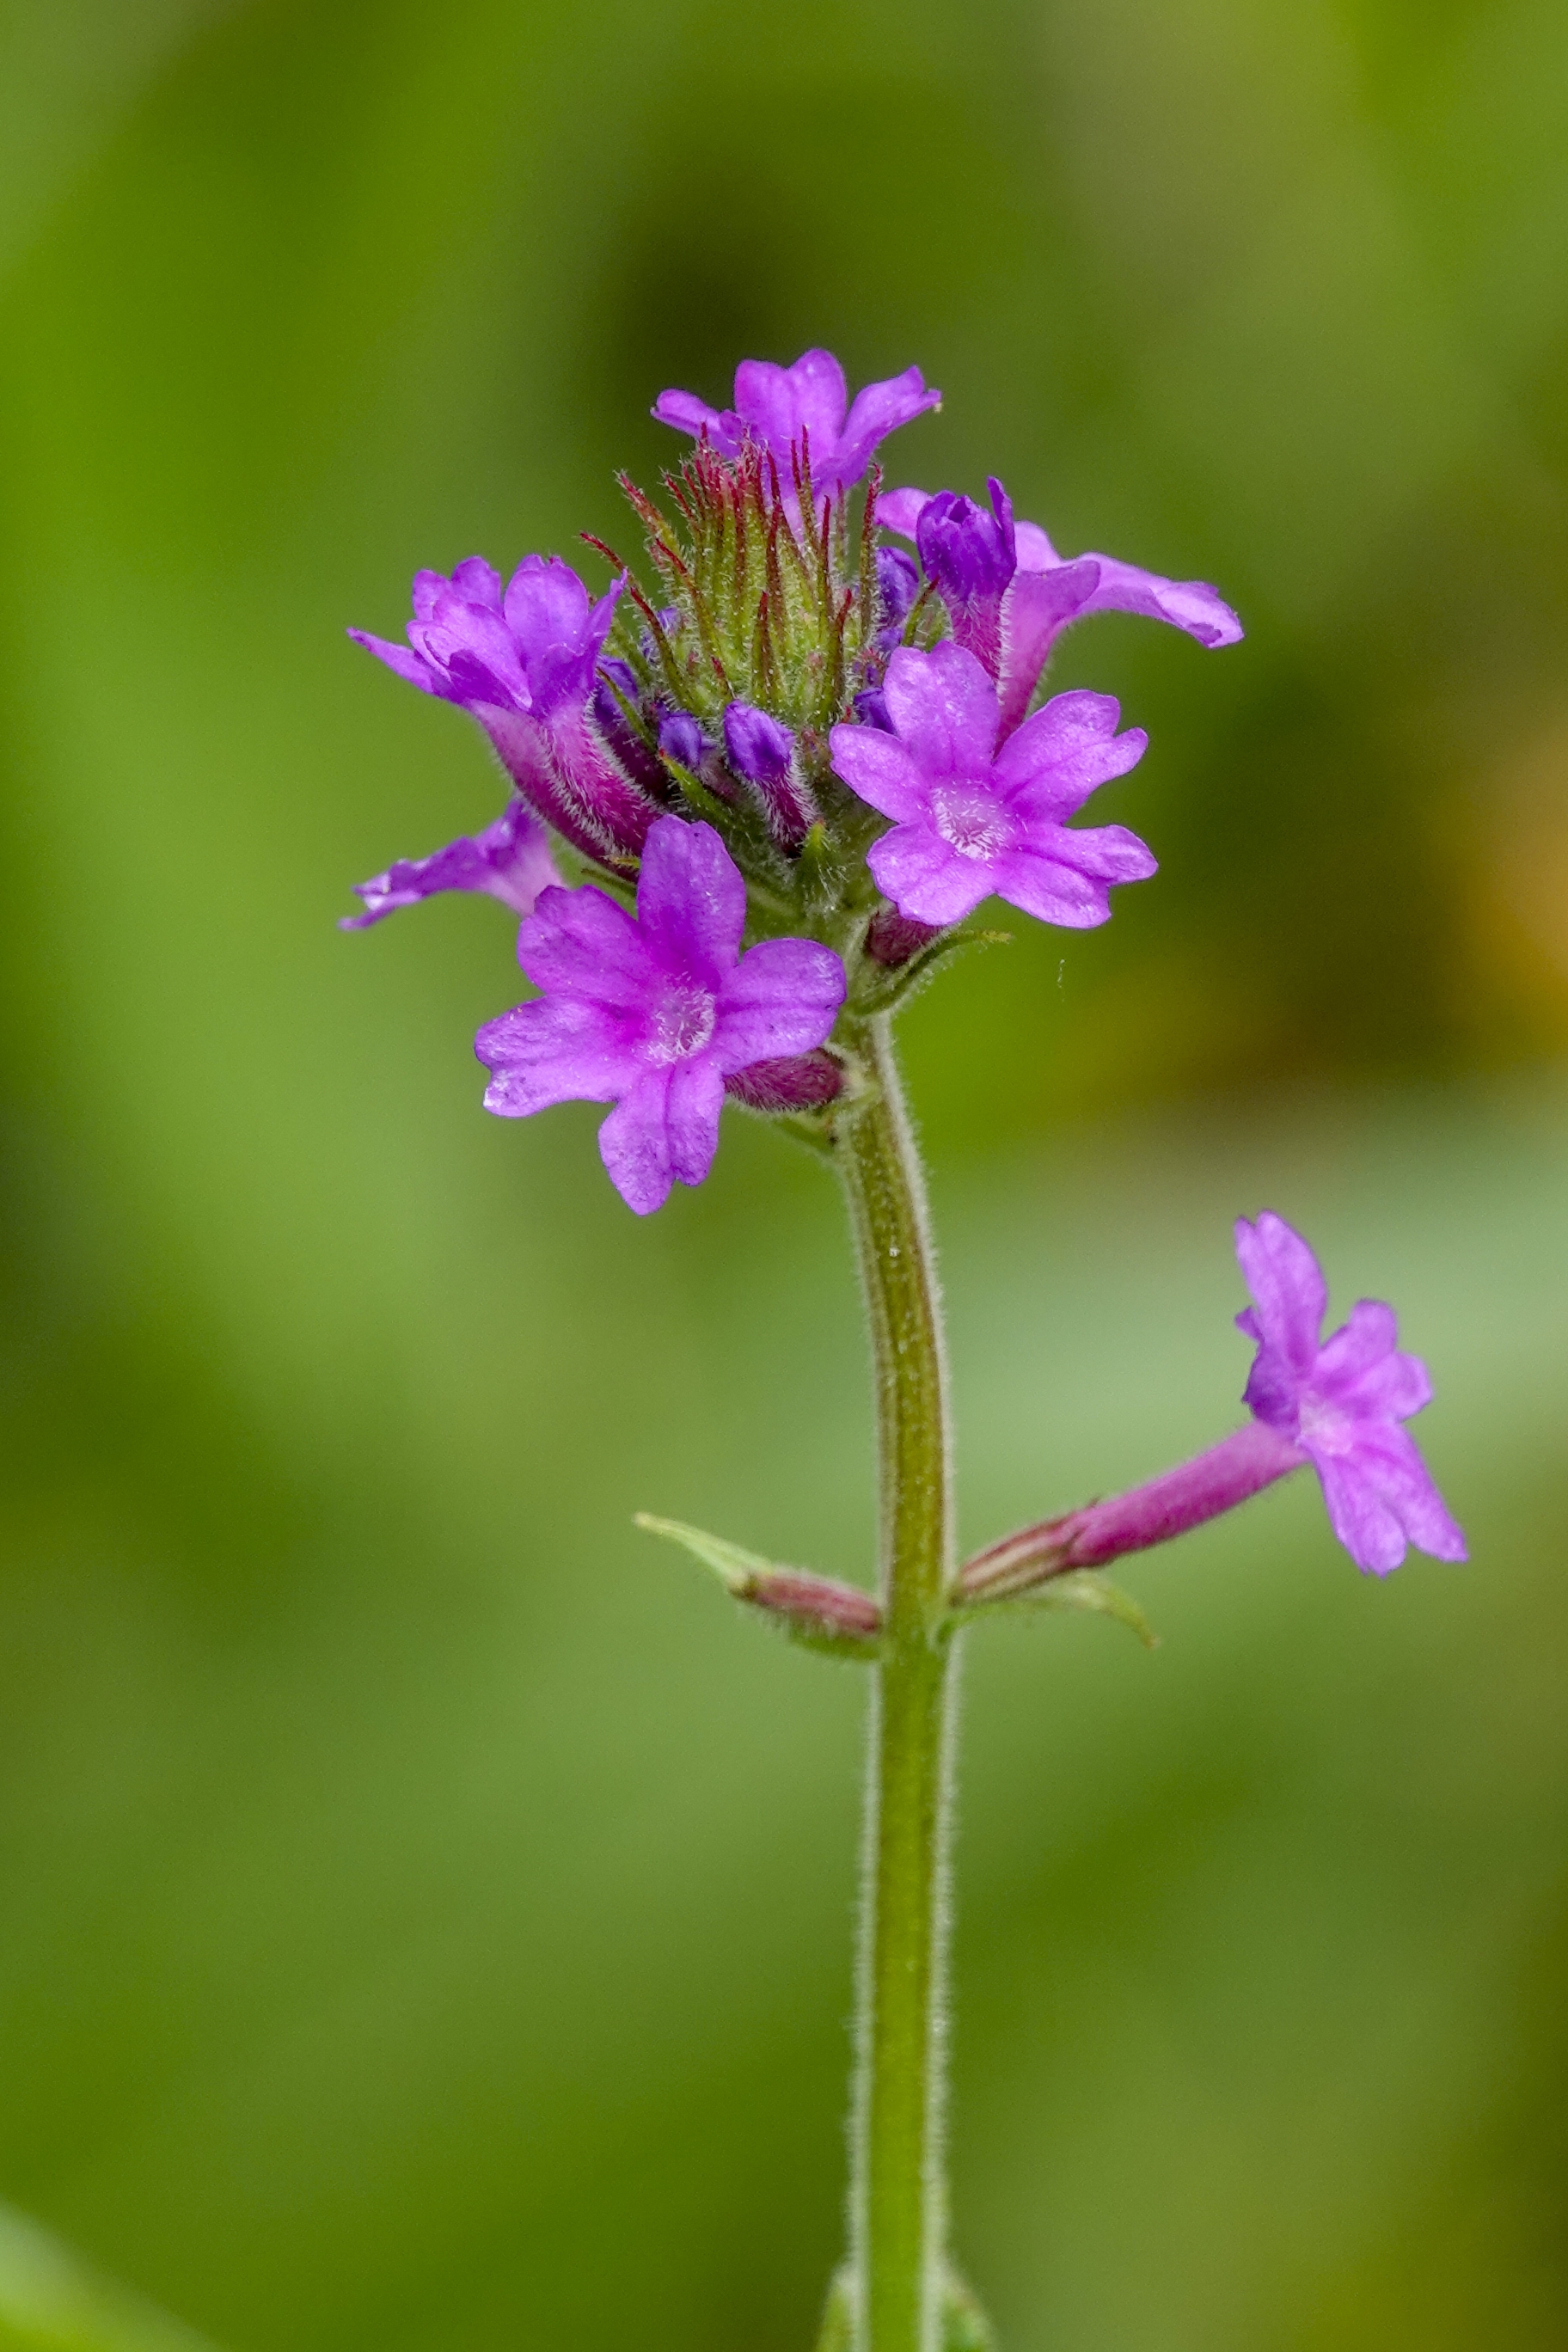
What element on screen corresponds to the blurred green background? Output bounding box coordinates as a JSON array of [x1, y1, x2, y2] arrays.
[[1, 1, 1565, 2346]]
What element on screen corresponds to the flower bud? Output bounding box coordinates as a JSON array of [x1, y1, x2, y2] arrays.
[[722, 700, 818, 849], [724, 1050, 843, 1111]]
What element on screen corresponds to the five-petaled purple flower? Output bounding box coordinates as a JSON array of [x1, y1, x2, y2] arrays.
[[829, 641, 1155, 929], [475, 818, 846, 1216], [881, 482, 1242, 738], [654, 349, 940, 509], [1236, 1212, 1467, 1575], [350, 554, 658, 871]]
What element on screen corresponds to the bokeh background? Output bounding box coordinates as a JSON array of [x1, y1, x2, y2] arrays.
[[2, 1, 1565, 2346]]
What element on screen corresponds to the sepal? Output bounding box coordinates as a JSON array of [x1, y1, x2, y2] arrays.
[[812, 2266, 854, 2352], [854, 924, 1010, 1014], [942, 2268, 998, 2351], [634, 1515, 881, 1659], [959, 1565, 1157, 1647]]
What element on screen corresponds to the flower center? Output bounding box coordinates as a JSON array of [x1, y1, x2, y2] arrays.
[[1299, 1394, 1353, 1452], [648, 981, 718, 1065], [931, 782, 1009, 861]]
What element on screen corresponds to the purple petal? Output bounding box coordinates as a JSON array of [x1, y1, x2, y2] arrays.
[[450, 556, 503, 608], [880, 641, 1001, 776], [995, 690, 1147, 818], [652, 388, 737, 450], [839, 368, 942, 481], [1309, 1449, 1411, 1575], [348, 628, 439, 695], [736, 348, 848, 451], [340, 801, 558, 930], [1314, 1301, 1434, 1420], [634, 817, 746, 988], [877, 487, 931, 539], [1075, 554, 1243, 647], [995, 562, 1102, 738], [476, 995, 640, 1115], [517, 882, 658, 1009], [1234, 1212, 1328, 1382], [1013, 520, 1059, 569], [1306, 1423, 1467, 1573], [875, 546, 921, 634], [664, 1057, 726, 1188], [409, 593, 530, 707], [658, 708, 710, 770], [597, 1069, 677, 1215], [827, 724, 929, 822], [867, 824, 993, 927], [988, 845, 1117, 929], [714, 938, 847, 1069]]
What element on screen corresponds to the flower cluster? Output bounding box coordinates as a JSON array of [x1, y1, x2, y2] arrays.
[[346, 347, 1240, 1212]]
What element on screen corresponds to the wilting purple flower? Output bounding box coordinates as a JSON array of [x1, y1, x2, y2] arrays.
[[1235, 1212, 1466, 1575], [653, 349, 940, 508], [341, 798, 559, 931], [881, 486, 1241, 738], [829, 641, 1154, 929], [722, 701, 816, 847], [351, 554, 658, 862], [475, 818, 846, 1215]]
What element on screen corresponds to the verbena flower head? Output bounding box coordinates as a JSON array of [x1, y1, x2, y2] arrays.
[[1235, 1212, 1467, 1574], [476, 818, 845, 1215], [345, 347, 1242, 1208], [829, 642, 1154, 928], [653, 349, 940, 509]]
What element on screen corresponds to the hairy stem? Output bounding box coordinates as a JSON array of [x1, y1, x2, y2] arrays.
[[836, 1014, 955, 2352]]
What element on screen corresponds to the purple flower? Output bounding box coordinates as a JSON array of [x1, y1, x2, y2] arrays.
[[828, 641, 1154, 929], [351, 554, 658, 862], [653, 350, 940, 508], [880, 486, 1242, 738], [340, 798, 559, 931], [722, 701, 816, 846], [1235, 1212, 1467, 1575], [475, 818, 847, 1215]]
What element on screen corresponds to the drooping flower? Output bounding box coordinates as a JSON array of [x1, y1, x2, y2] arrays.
[[351, 554, 658, 863], [881, 484, 1241, 738], [959, 1215, 1466, 1601], [828, 641, 1154, 929], [340, 798, 559, 930], [475, 818, 846, 1214], [1234, 1212, 1467, 1574], [653, 350, 940, 508]]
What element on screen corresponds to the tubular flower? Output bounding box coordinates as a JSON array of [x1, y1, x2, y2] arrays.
[[351, 554, 658, 863], [653, 348, 940, 507], [340, 798, 559, 930], [829, 641, 1154, 928], [881, 484, 1241, 738], [475, 818, 846, 1215], [1234, 1212, 1467, 1575]]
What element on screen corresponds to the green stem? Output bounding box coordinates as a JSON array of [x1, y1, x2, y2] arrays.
[[836, 1014, 956, 2352]]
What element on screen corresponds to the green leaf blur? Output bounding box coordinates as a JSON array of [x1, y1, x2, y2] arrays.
[[1, 3, 1564, 2349]]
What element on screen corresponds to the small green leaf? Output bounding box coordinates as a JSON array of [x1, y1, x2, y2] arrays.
[[633, 1512, 769, 1596], [0, 2200, 221, 2352], [965, 1567, 1157, 1647]]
